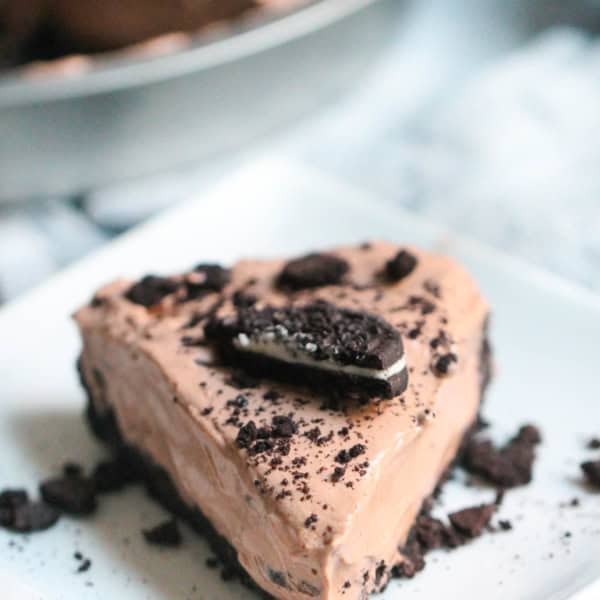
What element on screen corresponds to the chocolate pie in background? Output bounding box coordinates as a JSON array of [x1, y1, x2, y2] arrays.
[[0, 0, 301, 66]]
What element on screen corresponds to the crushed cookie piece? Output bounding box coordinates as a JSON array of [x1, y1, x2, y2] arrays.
[[331, 467, 346, 483], [277, 253, 349, 290], [143, 519, 182, 547], [304, 514, 318, 528], [236, 421, 257, 449], [125, 275, 179, 307], [385, 250, 417, 282], [581, 461, 600, 487], [432, 353, 458, 377], [449, 504, 495, 538]]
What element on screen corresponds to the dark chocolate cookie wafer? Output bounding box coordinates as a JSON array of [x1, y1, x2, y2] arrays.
[[205, 300, 408, 399]]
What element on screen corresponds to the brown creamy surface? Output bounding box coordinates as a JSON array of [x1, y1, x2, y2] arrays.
[[75, 242, 489, 599]]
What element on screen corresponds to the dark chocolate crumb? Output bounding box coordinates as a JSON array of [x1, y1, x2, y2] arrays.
[[335, 450, 352, 464], [249, 440, 274, 456], [331, 467, 346, 482], [581, 460, 600, 487], [304, 514, 318, 528], [442, 525, 466, 549], [335, 444, 366, 465], [385, 250, 418, 282], [414, 515, 447, 551], [305, 427, 321, 443], [423, 279, 441, 298], [271, 416, 297, 438], [462, 423, 541, 488], [494, 489, 505, 506], [349, 444, 366, 459], [0, 489, 28, 510], [432, 353, 458, 377], [185, 264, 230, 300], [515, 424, 542, 445], [125, 275, 179, 307], [407, 328, 421, 340], [143, 519, 182, 547], [227, 395, 248, 409], [498, 520, 513, 531], [277, 253, 349, 290], [407, 295, 436, 316], [587, 438, 600, 450], [392, 553, 424, 579], [236, 421, 257, 449], [90, 295, 105, 308], [3, 501, 60, 533], [268, 569, 288, 588], [375, 562, 387, 586], [76, 558, 92, 573], [40, 473, 97, 515], [256, 427, 271, 439], [448, 504, 496, 538]]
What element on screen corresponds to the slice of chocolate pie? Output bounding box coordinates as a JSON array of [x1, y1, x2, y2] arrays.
[[75, 241, 491, 599]]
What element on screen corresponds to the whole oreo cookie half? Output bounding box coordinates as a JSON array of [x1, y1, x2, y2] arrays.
[[205, 300, 408, 399]]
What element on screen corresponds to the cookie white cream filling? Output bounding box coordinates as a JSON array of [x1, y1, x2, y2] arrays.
[[233, 333, 406, 381]]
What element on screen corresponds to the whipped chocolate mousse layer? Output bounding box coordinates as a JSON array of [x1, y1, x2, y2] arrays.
[[75, 242, 490, 600]]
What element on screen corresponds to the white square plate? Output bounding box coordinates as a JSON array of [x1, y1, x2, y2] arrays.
[[1, 158, 599, 600]]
